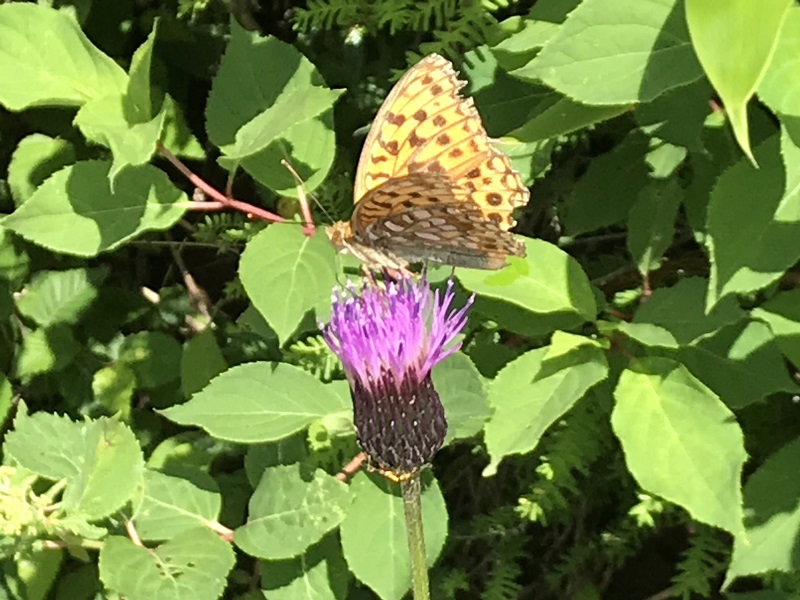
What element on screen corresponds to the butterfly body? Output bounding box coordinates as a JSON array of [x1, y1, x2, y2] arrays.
[[328, 54, 529, 270]]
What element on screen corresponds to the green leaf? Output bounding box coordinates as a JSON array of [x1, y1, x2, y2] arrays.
[[161, 363, 349, 443], [457, 238, 596, 321], [16, 325, 80, 378], [120, 331, 182, 390], [677, 320, 799, 410], [516, 0, 702, 105], [636, 78, 713, 152], [626, 179, 681, 275], [134, 469, 222, 541], [0, 4, 127, 111], [633, 277, 744, 345], [206, 22, 341, 194], [726, 437, 800, 587], [433, 353, 490, 444], [99, 527, 235, 600], [239, 227, 337, 344], [759, 8, 800, 118], [92, 363, 136, 420], [686, 0, 793, 163], [234, 464, 350, 560], [563, 132, 651, 236], [484, 335, 609, 475], [181, 330, 227, 397], [753, 289, 800, 369], [259, 535, 350, 600], [74, 94, 166, 184], [706, 130, 800, 310], [4, 404, 144, 520], [1, 161, 188, 258], [7, 134, 76, 206], [125, 20, 164, 123], [612, 357, 746, 535], [340, 472, 448, 600], [15, 267, 107, 327], [14, 546, 63, 600]]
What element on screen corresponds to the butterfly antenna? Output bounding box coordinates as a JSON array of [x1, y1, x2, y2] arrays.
[[281, 159, 336, 226]]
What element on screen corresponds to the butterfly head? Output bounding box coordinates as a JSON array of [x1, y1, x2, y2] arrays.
[[326, 221, 352, 253]]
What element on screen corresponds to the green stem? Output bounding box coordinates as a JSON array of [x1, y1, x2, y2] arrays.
[[400, 472, 430, 600]]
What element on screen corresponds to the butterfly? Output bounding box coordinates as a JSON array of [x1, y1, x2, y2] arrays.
[[327, 53, 530, 271]]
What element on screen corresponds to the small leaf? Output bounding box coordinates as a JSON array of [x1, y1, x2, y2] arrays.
[[706, 130, 800, 309], [633, 277, 744, 345], [627, 179, 682, 275], [234, 464, 351, 560], [15, 267, 107, 327], [612, 357, 746, 535], [340, 472, 448, 600], [753, 289, 800, 369], [1, 161, 188, 258], [181, 330, 227, 397], [120, 331, 182, 390], [0, 4, 127, 110], [457, 238, 597, 321], [16, 325, 80, 378], [484, 335, 609, 475], [686, 0, 793, 163], [92, 363, 136, 420], [134, 469, 222, 541], [726, 437, 800, 587], [239, 227, 337, 345], [99, 527, 235, 600], [433, 352, 490, 443], [161, 363, 349, 443], [517, 0, 702, 104], [4, 404, 144, 520], [7, 134, 76, 206]]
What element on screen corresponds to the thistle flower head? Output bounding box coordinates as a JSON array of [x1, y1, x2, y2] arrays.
[[322, 275, 472, 479]]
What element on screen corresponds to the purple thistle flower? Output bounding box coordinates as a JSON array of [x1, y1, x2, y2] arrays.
[[322, 275, 473, 480]]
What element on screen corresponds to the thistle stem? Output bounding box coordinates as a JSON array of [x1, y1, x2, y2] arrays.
[[401, 472, 430, 600]]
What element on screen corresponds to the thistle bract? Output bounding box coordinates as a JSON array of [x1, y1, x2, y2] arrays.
[[322, 276, 472, 479]]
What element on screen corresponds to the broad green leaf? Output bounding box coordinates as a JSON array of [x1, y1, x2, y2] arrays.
[[7, 134, 76, 206], [627, 179, 681, 275], [4, 404, 144, 520], [563, 132, 651, 236], [636, 78, 712, 152], [753, 289, 800, 369], [633, 277, 744, 345], [234, 464, 350, 560], [92, 363, 136, 420], [516, 0, 702, 104], [125, 21, 164, 123], [457, 238, 596, 321], [239, 226, 337, 344], [1, 161, 188, 258], [16, 325, 80, 378], [433, 352, 490, 444], [206, 22, 340, 195], [726, 437, 800, 587], [677, 320, 798, 410], [508, 92, 629, 143], [15, 267, 107, 327], [759, 8, 800, 118], [0, 4, 127, 111], [260, 535, 350, 600], [181, 330, 227, 397], [244, 434, 309, 487], [612, 358, 746, 534], [14, 546, 63, 600], [484, 333, 609, 476], [120, 331, 182, 389], [686, 0, 793, 163], [0, 227, 29, 283], [146, 432, 233, 472], [99, 527, 235, 600], [134, 469, 222, 541], [706, 131, 800, 310], [74, 94, 166, 184], [340, 472, 448, 600], [615, 321, 679, 349], [161, 363, 349, 443], [53, 564, 101, 600]]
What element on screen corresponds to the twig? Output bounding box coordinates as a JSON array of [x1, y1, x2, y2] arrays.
[[125, 519, 143, 547], [336, 452, 367, 482], [207, 520, 235, 543]]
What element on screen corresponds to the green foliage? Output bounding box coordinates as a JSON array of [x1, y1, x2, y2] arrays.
[[2, 0, 800, 598]]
